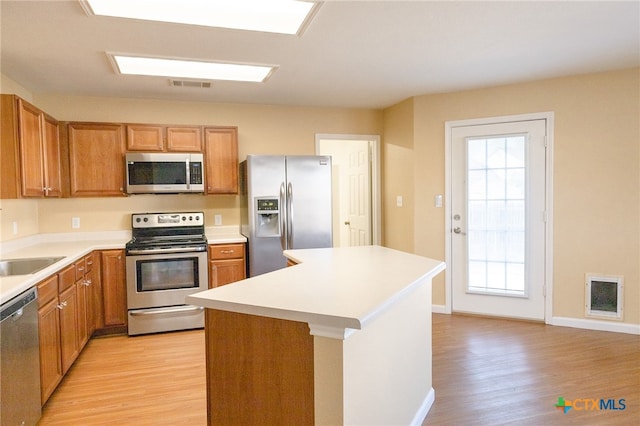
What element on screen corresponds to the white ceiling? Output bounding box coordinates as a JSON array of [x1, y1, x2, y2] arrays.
[[1, 1, 638, 109]]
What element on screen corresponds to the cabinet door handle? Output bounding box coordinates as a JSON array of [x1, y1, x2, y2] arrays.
[[220, 250, 234, 254], [84, 279, 92, 286]]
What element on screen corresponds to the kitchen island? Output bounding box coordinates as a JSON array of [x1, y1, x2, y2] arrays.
[[186, 245, 445, 425]]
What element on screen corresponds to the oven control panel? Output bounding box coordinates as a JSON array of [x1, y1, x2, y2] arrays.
[[132, 212, 204, 228]]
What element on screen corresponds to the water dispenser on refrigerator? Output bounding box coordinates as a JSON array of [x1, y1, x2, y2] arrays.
[[255, 198, 280, 238]]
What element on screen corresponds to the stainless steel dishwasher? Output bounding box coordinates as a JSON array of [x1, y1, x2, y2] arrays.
[[1, 287, 42, 426]]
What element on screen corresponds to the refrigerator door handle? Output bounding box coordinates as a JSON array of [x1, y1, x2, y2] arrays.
[[280, 182, 287, 250], [287, 182, 293, 249]]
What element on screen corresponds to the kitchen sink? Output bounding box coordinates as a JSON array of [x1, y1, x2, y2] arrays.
[[0, 256, 65, 277]]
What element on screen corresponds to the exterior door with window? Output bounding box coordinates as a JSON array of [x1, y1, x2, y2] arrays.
[[450, 119, 547, 320]]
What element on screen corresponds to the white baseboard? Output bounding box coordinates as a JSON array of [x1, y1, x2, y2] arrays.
[[432, 310, 639, 335], [431, 304, 448, 314], [411, 387, 435, 426], [549, 316, 640, 335]]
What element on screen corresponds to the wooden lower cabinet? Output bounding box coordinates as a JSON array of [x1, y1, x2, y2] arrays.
[[99, 249, 127, 331], [209, 243, 246, 288], [37, 264, 81, 405], [58, 284, 80, 374], [37, 249, 125, 405], [75, 252, 97, 350], [37, 276, 63, 405]]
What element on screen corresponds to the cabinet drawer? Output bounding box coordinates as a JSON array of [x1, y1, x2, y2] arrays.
[[85, 253, 95, 272], [209, 243, 244, 260], [74, 258, 86, 282], [58, 264, 76, 292], [38, 275, 59, 308]]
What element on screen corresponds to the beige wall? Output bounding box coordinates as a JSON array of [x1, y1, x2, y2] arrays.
[[382, 98, 414, 252], [389, 68, 639, 325]]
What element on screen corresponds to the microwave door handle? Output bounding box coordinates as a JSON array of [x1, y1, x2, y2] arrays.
[[185, 158, 191, 190]]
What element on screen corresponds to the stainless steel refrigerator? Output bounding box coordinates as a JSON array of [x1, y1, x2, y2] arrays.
[[240, 155, 333, 276]]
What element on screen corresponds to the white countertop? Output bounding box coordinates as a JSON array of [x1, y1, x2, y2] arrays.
[[0, 227, 245, 305], [186, 245, 446, 336], [0, 237, 128, 305]]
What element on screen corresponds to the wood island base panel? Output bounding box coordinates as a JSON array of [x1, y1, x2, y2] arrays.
[[187, 245, 446, 425], [205, 310, 314, 425]]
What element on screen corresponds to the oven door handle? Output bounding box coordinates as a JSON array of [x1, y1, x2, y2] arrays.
[[129, 306, 205, 316], [126, 247, 206, 255]]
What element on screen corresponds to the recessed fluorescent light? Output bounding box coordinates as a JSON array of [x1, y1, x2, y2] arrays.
[[109, 54, 274, 83], [82, 0, 318, 35]]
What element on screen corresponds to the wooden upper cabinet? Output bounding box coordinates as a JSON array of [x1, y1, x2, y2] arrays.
[[42, 113, 63, 197], [204, 126, 239, 194], [0, 95, 63, 198], [68, 123, 126, 197], [126, 125, 163, 151], [127, 124, 202, 152], [167, 126, 202, 151], [18, 99, 45, 197]]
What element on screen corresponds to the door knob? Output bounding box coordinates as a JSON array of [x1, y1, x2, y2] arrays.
[[453, 227, 466, 235], [344, 221, 351, 226]]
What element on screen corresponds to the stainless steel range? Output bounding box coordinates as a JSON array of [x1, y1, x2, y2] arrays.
[[125, 212, 208, 336]]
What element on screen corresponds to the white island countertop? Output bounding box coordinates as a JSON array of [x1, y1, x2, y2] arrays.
[[186, 245, 445, 336]]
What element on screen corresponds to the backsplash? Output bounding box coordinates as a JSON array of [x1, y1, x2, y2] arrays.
[[0, 195, 240, 242]]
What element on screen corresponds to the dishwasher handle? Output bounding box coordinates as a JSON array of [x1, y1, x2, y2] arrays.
[[0, 287, 37, 322]]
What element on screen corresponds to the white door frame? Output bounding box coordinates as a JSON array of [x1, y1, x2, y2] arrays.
[[444, 112, 554, 323], [315, 133, 382, 246]]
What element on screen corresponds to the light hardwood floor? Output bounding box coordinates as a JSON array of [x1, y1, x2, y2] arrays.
[[39, 314, 639, 425]]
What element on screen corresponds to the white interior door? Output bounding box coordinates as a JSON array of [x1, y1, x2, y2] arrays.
[[317, 136, 378, 247], [450, 119, 547, 320], [345, 140, 371, 246]]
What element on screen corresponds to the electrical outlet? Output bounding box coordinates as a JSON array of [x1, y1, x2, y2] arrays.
[[12, 221, 18, 235], [72, 217, 80, 229], [214, 214, 222, 226], [396, 195, 403, 207]]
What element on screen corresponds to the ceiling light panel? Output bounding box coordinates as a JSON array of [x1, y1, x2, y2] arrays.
[[82, 0, 318, 35], [110, 55, 274, 83]]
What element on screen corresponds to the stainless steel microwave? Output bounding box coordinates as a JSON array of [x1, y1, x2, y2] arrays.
[[125, 152, 205, 194]]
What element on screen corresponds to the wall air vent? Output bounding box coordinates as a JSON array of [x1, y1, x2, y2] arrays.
[[585, 274, 623, 320], [169, 79, 212, 88]]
